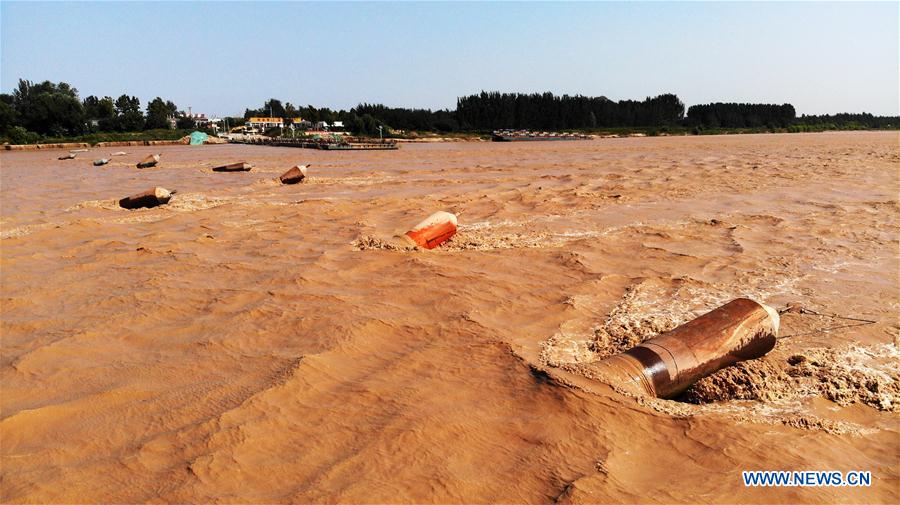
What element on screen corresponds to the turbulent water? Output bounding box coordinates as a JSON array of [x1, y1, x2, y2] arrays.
[[1, 132, 898, 503]]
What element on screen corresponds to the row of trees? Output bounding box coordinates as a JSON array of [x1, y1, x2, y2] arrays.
[[456, 92, 686, 130], [0, 79, 197, 138], [241, 94, 898, 134], [796, 113, 899, 129], [243, 92, 687, 134], [684, 103, 796, 128], [0, 80, 84, 136], [352, 104, 459, 132], [242, 99, 400, 136], [244, 98, 343, 124], [82, 94, 183, 131]]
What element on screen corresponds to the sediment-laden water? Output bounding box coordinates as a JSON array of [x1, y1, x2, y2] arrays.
[[2, 132, 898, 503]]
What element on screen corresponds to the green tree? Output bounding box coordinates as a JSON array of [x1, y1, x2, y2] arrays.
[[264, 98, 286, 117], [145, 97, 175, 130], [11, 79, 85, 136], [114, 94, 144, 131], [176, 116, 195, 129], [83, 95, 116, 131], [0, 94, 18, 133]]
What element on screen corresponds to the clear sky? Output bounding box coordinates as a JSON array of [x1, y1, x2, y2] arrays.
[[1, 1, 897, 117]]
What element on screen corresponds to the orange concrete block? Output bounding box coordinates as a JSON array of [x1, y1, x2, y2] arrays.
[[279, 164, 309, 184], [404, 211, 458, 249]]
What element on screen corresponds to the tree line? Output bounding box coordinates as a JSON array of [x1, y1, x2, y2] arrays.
[[2, 78, 898, 143], [0, 79, 204, 143], [795, 113, 899, 129], [684, 103, 796, 128], [241, 99, 451, 136], [244, 94, 898, 133], [456, 92, 686, 130]]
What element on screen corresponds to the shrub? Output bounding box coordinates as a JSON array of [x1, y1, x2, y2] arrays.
[[5, 126, 42, 144]]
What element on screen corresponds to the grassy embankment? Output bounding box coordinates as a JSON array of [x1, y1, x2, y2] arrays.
[[1, 129, 202, 146], [4, 123, 897, 146]]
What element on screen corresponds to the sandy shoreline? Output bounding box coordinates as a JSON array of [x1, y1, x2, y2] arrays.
[[1, 131, 898, 503]]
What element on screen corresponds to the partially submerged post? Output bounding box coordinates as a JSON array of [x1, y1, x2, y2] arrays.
[[137, 154, 160, 168], [212, 162, 252, 172], [589, 298, 779, 399], [279, 164, 309, 184], [93, 158, 110, 166], [119, 187, 176, 209], [403, 211, 458, 249]]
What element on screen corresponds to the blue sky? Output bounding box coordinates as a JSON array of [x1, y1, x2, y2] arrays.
[[2, 1, 897, 117]]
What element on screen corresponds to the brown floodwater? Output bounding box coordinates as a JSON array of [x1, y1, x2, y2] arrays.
[[1, 132, 898, 503]]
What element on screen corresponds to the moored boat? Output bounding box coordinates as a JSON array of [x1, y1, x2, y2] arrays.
[[491, 130, 590, 142]]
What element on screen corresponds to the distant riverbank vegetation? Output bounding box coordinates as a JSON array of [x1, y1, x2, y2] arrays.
[[457, 92, 687, 130], [2, 78, 897, 145]]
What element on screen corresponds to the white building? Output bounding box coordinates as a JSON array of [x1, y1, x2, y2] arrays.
[[312, 120, 344, 131]]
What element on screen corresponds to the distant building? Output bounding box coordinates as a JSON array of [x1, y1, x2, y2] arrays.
[[190, 114, 210, 127], [311, 120, 344, 131], [206, 117, 223, 133], [247, 117, 284, 130], [288, 117, 312, 129], [175, 112, 212, 128]]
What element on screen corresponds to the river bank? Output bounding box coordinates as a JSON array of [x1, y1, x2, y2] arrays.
[[6, 125, 899, 150]]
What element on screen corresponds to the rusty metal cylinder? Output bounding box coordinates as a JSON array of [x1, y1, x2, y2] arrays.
[[119, 187, 175, 209], [279, 164, 308, 184], [403, 211, 457, 249], [591, 298, 779, 398], [212, 161, 252, 172]]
